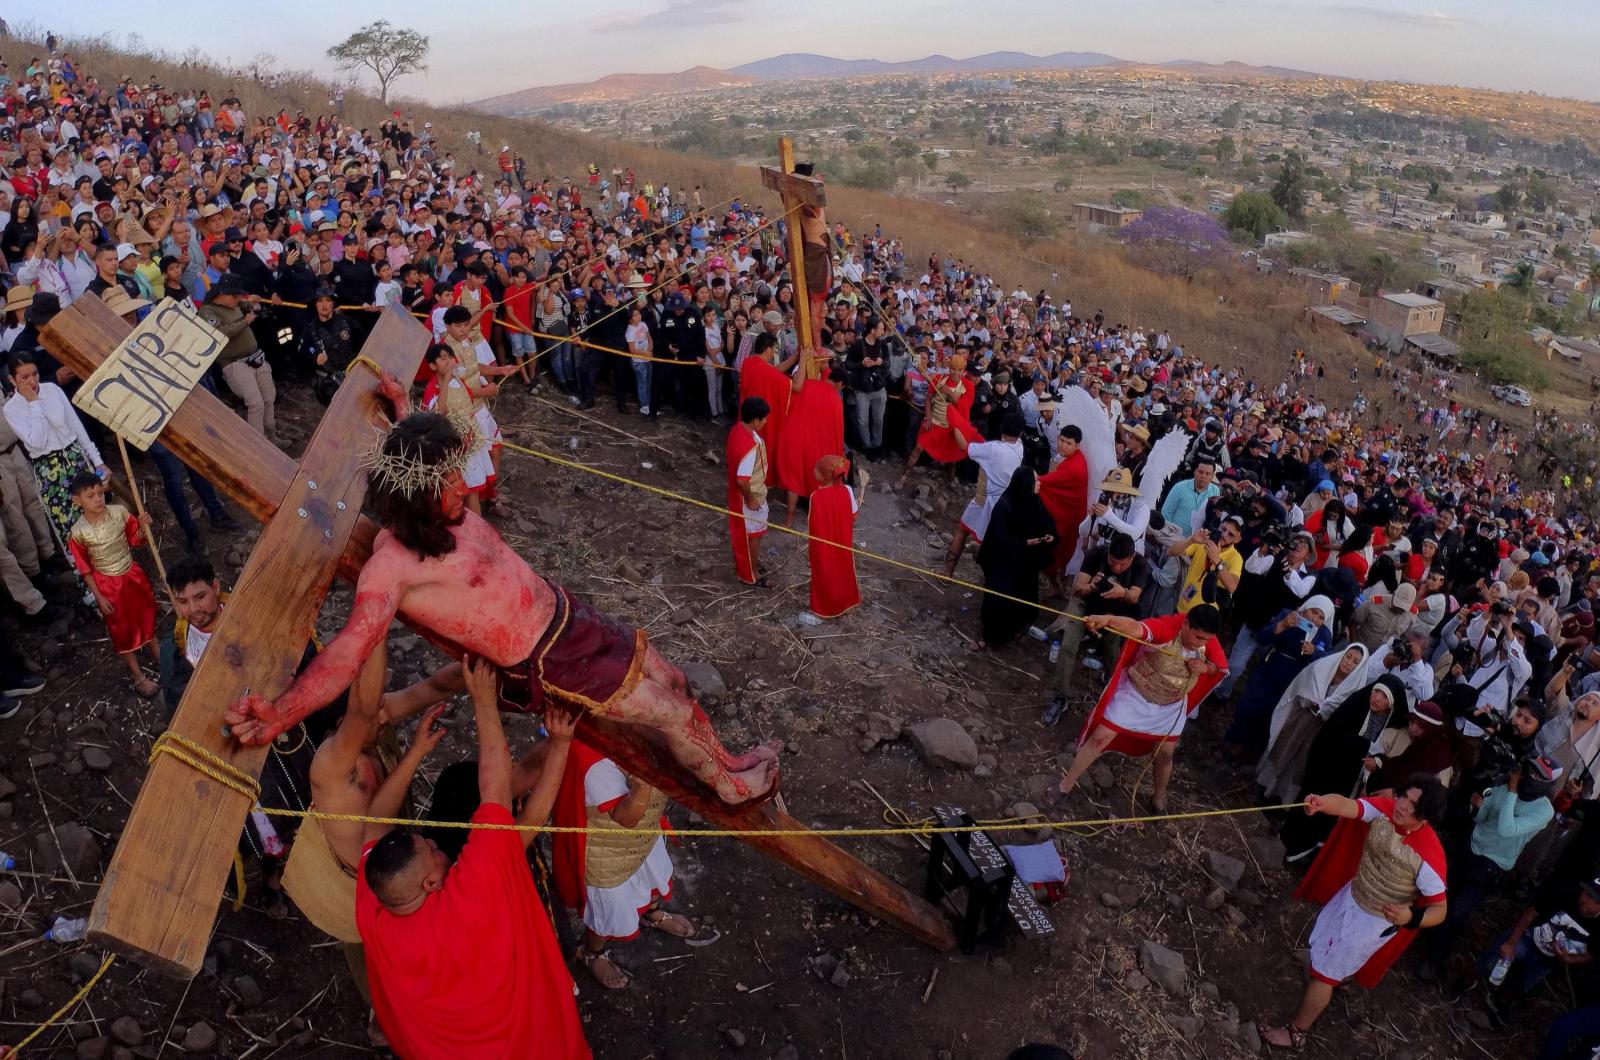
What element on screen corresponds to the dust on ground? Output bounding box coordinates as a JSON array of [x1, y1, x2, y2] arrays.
[[0, 378, 1541, 1059]]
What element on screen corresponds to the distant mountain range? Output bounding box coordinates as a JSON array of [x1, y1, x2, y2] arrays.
[[728, 50, 1120, 79], [469, 51, 1325, 115], [471, 65, 761, 115]]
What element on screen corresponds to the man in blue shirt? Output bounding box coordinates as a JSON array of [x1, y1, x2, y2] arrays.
[[1160, 461, 1221, 535]]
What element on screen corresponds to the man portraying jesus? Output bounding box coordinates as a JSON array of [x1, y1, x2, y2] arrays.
[[1057, 604, 1227, 811], [225, 410, 780, 804]]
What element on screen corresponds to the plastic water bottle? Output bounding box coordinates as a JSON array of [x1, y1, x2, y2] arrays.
[[1487, 954, 1513, 987], [0, 852, 14, 871], [1048, 638, 1062, 664], [1027, 625, 1049, 642], [45, 917, 89, 943]]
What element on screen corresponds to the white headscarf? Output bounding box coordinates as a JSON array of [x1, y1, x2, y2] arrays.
[[1299, 595, 1335, 625], [1265, 642, 1370, 750]]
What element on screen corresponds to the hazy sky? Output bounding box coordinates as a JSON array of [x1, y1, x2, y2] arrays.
[[6, 1, 1596, 103]]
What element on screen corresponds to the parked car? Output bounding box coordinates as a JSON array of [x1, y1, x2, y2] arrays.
[[1490, 384, 1532, 407]]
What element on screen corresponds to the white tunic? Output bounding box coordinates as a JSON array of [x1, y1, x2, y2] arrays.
[[583, 759, 675, 940], [735, 440, 770, 534], [1307, 799, 1446, 983], [959, 438, 1024, 540]]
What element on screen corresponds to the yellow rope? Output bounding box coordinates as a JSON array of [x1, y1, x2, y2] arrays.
[[3, 954, 114, 1056], [347, 354, 386, 378], [148, 732, 262, 802], [250, 800, 1304, 838], [497, 437, 1177, 653]]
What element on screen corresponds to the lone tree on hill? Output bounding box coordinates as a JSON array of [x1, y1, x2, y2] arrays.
[[327, 21, 429, 104], [1271, 149, 1308, 223]]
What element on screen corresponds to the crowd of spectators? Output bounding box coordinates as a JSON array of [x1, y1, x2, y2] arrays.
[[1, 36, 1600, 1057]]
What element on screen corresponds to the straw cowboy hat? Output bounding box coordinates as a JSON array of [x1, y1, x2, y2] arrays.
[[101, 287, 151, 317], [1098, 467, 1141, 496], [1125, 423, 1151, 444], [3, 284, 35, 315]]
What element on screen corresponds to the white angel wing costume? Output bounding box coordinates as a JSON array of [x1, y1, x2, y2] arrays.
[[1053, 386, 1116, 574], [1138, 428, 1189, 505]]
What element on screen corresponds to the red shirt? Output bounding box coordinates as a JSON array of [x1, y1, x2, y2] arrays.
[[356, 804, 590, 1060]]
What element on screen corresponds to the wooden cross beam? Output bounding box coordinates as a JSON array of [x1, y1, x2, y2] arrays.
[[43, 299, 429, 977], [43, 301, 953, 979], [761, 136, 827, 380]]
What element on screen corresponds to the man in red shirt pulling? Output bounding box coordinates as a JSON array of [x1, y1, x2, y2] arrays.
[[356, 658, 590, 1059]]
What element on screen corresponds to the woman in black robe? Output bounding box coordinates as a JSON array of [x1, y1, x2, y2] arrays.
[[976, 467, 1057, 648], [1280, 673, 1408, 864]]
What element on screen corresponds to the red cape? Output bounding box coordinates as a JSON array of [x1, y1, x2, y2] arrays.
[[775, 376, 844, 498], [808, 482, 861, 618], [552, 740, 608, 915], [1079, 612, 1227, 750], [738, 358, 790, 486], [1293, 799, 1448, 989], [1038, 449, 1089, 572], [917, 377, 981, 464], [357, 803, 591, 1060], [725, 422, 763, 584]]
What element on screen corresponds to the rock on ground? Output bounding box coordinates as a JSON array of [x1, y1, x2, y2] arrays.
[[1205, 850, 1247, 892], [181, 1021, 217, 1054], [679, 661, 727, 702], [1139, 939, 1188, 997], [906, 718, 979, 770], [34, 822, 100, 878]]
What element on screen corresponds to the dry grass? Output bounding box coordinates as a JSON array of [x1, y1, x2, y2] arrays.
[[16, 27, 1369, 398]]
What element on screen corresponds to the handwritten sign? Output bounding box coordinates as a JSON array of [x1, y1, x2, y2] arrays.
[[72, 299, 226, 451]]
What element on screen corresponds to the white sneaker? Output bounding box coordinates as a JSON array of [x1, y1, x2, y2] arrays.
[[639, 405, 651, 415]]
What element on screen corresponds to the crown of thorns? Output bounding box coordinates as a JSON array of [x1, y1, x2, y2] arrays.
[[360, 425, 476, 499]]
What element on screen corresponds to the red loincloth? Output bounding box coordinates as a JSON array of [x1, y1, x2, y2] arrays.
[[1038, 449, 1089, 572], [916, 377, 981, 464], [1294, 800, 1448, 989], [1079, 612, 1227, 755], [775, 376, 844, 498], [69, 518, 156, 655], [726, 422, 764, 585], [494, 585, 647, 716], [356, 802, 591, 1060], [808, 482, 860, 618], [737, 358, 790, 486]]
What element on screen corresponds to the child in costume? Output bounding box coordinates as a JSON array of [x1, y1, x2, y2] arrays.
[[68, 471, 159, 697]]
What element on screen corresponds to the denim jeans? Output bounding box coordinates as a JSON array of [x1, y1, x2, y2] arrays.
[[851, 388, 887, 450], [542, 329, 575, 387], [1216, 622, 1264, 699], [1537, 1005, 1600, 1060], [1477, 929, 1557, 996], [507, 330, 534, 368], [149, 441, 226, 539]]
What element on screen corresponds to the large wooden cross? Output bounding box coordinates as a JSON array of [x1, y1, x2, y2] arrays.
[[761, 136, 827, 380], [43, 299, 952, 979]]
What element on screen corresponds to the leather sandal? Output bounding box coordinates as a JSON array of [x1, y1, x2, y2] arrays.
[[641, 906, 697, 938], [578, 946, 630, 989]]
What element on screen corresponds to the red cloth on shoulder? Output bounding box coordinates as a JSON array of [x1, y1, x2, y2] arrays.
[[1294, 798, 1448, 989], [808, 482, 860, 618], [774, 376, 844, 498], [1078, 612, 1227, 752], [1038, 449, 1089, 572], [356, 803, 590, 1060], [737, 358, 790, 486], [916, 377, 980, 464], [552, 740, 609, 916], [726, 422, 762, 584]]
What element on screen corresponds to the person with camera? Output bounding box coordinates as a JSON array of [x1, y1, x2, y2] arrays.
[[1217, 529, 1316, 700], [198, 273, 277, 444], [1042, 530, 1147, 727], [1464, 873, 1600, 1028], [1170, 514, 1243, 616], [1422, 755, 1561, 979]]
